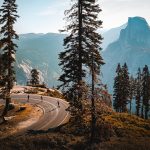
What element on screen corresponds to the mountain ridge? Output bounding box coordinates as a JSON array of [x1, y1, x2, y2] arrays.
[[14, 17, 150, 91], [102, 16, 150, 92]]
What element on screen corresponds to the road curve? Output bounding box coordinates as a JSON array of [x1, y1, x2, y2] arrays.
[[11, 94, 70, 131]]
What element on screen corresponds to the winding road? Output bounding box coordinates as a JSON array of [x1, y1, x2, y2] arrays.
[[10, 94, 70, 131]]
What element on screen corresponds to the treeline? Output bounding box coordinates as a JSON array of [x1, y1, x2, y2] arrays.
[[113, 63, 150, 119]]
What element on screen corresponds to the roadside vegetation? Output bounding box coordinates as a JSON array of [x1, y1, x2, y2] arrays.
[[0, 99, 149, 150]]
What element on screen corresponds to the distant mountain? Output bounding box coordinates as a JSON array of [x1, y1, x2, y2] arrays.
[[15, 16, 150, 91], [102, 17, 150, 92], [15, 29, 123, 87], [101, 23, 127, 49], [15, 33, 66, 87]]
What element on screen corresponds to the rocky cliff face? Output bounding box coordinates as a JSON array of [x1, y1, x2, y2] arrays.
[[102, 17, 150, 92], [15, 33, 66, 87], [119, 17, 150, 47]]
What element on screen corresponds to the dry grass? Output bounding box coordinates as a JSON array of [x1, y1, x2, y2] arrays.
[[43, 89, 64, 99], [98, 137, 150, 150], [25, 87, 64, 99], [0, 130, 149, 150], [0, 132, 84, 150], [0, 103, 41, 138], [102, 112, 150, 137]]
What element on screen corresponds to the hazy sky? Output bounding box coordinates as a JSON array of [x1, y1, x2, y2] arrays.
[[0, 0, 149, 34]]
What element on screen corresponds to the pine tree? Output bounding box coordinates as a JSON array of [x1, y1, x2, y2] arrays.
[[142, 65, 150, 119], [121, 63, 130, 112], [58, 0, 104, 110], [0, 0, 19, 120], [135, 68, 142, 117], [30, 69, 40, 86], [113, 63, 130, 113], [113, 63, 122, 112], [58, 0, 104, 141], [58, 0, 86, 110], [83, 0, 104, 141]]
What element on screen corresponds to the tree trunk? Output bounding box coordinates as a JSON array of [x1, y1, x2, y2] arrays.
[[130, 99, 132, 114], [77, 0, 83, 110], [91, 96, 96, 143], [78, 0, 82, 80], [91, 53, 96, 143], [2, 96, 11, 117]]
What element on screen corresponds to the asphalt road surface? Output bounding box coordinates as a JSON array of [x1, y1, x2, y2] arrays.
[[8, 94, 70, 131]]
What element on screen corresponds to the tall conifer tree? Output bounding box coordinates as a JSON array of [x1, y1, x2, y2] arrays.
[[58, 0, 104, 109], [0, 0, 19, 120], [142, 65, 150, 119], [30, 69, 40, 86], [58, 0, 104, 141], [121, 63, 130, 112], [83, 0, 104, 142], [58, 0, 86, 110], [113, 63, 122, 112], [113, 63, 130, 112]]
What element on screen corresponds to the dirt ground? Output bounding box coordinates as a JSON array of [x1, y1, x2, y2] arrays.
[[0, 103, 43, 139]]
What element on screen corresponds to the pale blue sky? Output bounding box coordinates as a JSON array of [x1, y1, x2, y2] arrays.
[[0, 0, 149, 34]]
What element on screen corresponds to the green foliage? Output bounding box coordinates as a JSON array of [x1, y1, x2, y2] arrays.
[[29, 69, 40, 86], [58, 0, 104, 111], [114, 64, 150, 119], [0, 0, 19, 118], [141, 65, 150, 119], [58, 0, 104, 142], [0, 0, 19, 91], [113, 63, 130, 113]]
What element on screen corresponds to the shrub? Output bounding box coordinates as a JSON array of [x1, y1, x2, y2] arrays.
[[18, 106, 26, 112], [8, 103, 15, 110]]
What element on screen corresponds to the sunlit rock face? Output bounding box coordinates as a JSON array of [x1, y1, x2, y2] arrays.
[[102, 17, 150, 92], [119, 17, 150, 47]]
